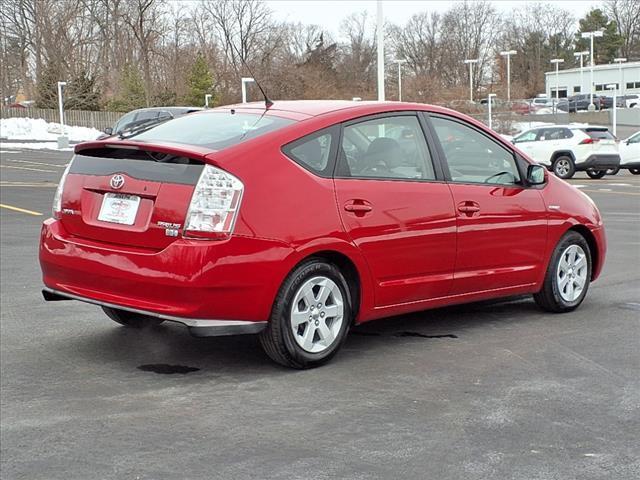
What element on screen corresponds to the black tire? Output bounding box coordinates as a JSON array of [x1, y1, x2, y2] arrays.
[[102, 306, 165, 328], [630, 168, 640, 175], [552, 156, 575, 179], [259, 259, 353, 369], [606, 167, 620, 175], [534, 231, 592, 313], [586, 169, 607, 179]]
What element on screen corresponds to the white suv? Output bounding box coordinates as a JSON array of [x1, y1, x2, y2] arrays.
[[512, 125, 621, 179]]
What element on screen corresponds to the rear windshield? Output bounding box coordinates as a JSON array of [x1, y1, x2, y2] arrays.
[[583, 129, 615, 140], [131, 112, 295, 149]]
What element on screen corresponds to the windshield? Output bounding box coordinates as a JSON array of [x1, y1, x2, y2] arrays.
[[131, 112, 295, 149]]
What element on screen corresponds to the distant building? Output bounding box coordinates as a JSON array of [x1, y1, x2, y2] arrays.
[[544, 61, 640, 98]]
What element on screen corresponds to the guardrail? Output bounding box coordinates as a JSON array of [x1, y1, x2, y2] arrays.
[[0, 107, 120, 130]]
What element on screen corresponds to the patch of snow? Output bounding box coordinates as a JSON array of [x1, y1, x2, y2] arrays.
[[500, 134, 514, 142], [0, 117, 101, 142], [0, 142, 73, 151]]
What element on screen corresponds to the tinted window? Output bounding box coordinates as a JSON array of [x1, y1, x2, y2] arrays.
[[283, 128, 336, 176], [132, 112, 295, 149], [628, 132, 640, 144], [114, 112, 135, 133], [136, 110, 160, 122], [431, 116, 521, 185], [583, 129, 615, 140], [339, 116, 435, 180]]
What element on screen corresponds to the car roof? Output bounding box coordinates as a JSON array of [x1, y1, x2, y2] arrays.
[[214, 100, 459, 119]]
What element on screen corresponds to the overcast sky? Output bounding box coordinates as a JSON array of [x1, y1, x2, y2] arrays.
[[266, 0, 601, 37]]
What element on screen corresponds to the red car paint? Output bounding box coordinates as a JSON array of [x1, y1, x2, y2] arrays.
[[40, 101, 606, 329]]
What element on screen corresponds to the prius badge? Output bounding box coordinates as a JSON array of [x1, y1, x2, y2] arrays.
[[110, 174, 125, 190]]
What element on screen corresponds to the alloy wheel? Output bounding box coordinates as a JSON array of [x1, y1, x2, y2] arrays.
[[555, 159, 570, 177], [290, 276, 344, 353], [556, 245, 588, 302]]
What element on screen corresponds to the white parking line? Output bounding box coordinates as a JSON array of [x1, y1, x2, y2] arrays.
[[3, 159, 68, 168], [0, 164, 57, 173]]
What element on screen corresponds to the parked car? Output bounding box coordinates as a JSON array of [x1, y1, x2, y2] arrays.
[[567, 94, 604, 112], [608, 131, 640, 175], [512, 125, 620, 179], [99, 106, 203, 139], [40, 101, 607, 368], [622, 94, 639, 109]]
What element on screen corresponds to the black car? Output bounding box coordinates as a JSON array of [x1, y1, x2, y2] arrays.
[[100, 107, 203, 138], [567, 94, 604, 112]]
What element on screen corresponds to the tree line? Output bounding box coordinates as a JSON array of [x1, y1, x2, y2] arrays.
[[1, 0, 638, 112]]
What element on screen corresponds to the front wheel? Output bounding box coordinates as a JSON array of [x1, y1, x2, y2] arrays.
[[534, 231, 592, 313], [552, 156, 575, 179], [606, 167, 620, 175], [259, 259, 352, 369], [586, 169, 607, 179], [102, 307, 165, 328], [630, 168, 640, 175]]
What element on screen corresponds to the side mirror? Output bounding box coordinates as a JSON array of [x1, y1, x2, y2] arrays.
[[527, 164, 546, 185], [103, 127, 113, 135]]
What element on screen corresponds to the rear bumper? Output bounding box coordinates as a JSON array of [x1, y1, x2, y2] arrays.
[[40, 219, 294, 330], [575, 154, 621, 171], [42, 288, 266, 336]]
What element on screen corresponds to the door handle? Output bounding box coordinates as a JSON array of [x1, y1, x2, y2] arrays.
[[457, 201, 480, 215], [344, 203, 372, 213]]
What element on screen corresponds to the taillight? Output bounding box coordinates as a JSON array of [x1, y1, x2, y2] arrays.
[[183, 165, 243, 240], [579, 138, 598, 145], [52, 160, 73, 219]]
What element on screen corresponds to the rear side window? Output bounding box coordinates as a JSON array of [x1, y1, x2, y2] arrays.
[[338, 115, 435, 180], [131, 112, 295, 149], [282, 126, 338, 177], [583, 129, 615, 140]]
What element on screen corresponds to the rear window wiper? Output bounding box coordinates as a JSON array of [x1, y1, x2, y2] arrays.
[[118, 117, 172, 139]]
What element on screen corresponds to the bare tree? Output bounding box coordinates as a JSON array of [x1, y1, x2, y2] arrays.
[[604, 0, 640, 58]]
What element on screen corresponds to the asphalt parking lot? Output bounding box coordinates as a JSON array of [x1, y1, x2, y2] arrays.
[[1, 147, 639, 480]]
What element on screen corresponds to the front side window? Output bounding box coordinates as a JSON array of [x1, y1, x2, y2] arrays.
[[430, 116, 521, 185], [339, 115, 435, 180], [514, 130, 538, 143]]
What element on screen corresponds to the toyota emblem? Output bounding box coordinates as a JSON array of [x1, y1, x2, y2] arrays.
[[110, 174, 125, 190]]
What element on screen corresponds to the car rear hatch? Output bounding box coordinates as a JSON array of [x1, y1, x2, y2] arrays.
[[60, 142, 210, 250], [581, 128, 618, 153]]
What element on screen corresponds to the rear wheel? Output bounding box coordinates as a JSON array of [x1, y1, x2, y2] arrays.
[[630, 168, 640, 175], [534, 231, 592, 313], [586, 169, 607, 179], [552, 156, 575, 179], [259, 259, 352, 369], [102, 307, 164, 328]]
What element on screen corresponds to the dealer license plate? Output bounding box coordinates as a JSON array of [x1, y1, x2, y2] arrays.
[[97, 193, 140, 225]]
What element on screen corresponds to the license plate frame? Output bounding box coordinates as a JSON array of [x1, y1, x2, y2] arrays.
[[97, 193, 140, 225]]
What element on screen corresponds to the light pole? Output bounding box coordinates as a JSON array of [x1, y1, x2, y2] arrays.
[[487, 93, 497, 130], [614, 57, 627, 97], [376, 0, 385, 101], [606, 84, 617, 137], [574, 50, 589, 95], [550, 58, 564, 113], [57, 81, 68, 149], [395, 59, 407, 101], [581, 30, 604, 110], [464, 59, 478, 102], [499, 50, 516, 101], [241, 77, 254, 104], [204, 94, 212, 108]]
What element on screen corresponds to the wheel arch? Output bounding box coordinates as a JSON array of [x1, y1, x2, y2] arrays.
[[290, 249, 364, 323], [550, 150, 576, 165], [567, 225, 600, 281]]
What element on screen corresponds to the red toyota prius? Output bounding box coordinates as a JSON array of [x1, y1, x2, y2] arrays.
[[40, 101, 606, 368]]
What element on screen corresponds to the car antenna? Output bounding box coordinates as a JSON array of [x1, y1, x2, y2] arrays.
[[227, 40, 273, 109]]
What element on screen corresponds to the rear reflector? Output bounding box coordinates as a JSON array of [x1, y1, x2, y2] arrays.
[[183, 165, 243, 240]]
